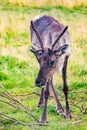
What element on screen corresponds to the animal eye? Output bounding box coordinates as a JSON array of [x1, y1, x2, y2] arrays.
[[48, 60, 55, 67], [36, 51, 43, 57]]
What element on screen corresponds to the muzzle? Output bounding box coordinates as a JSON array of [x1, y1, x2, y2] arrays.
[[35, 78, 46, 87]]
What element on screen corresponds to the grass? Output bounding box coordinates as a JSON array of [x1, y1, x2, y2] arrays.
[[1, 0, 87, 7], [0, 1, 87, 130]]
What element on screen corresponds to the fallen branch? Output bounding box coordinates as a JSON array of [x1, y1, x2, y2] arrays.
[[0, 83, 39, 122], [33, 91, 53, 98], [70, 98, 87, 114], [0, 113, 48, 126], [13, 92, 33, 97], [70, 103, 83, 113], [0, 83, 86, 128]]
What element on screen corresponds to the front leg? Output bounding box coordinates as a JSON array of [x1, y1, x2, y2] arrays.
[[40, 82, 50, 123], [62, 56, 72, 119], [37, 88, 44, 109]]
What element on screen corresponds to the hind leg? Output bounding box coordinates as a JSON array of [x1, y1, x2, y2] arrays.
[[50, 78, 64, 115]]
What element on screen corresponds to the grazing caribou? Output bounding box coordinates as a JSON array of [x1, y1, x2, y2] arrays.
[[30, 15, 72, 123]]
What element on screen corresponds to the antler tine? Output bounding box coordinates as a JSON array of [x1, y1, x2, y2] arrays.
[[51, 26, 68, 51], [31, 20, 44, 50]]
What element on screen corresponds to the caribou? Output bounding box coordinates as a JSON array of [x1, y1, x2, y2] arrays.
[[30, 15, 72, 123]]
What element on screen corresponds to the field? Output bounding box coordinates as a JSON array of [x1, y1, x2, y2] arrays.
[[0, 1, 87, 130]]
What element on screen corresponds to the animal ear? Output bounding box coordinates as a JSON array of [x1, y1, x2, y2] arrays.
[[54, 44, 69, 56]]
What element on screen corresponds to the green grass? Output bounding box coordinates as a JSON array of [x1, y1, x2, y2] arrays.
[[0, 1, 87, 130]]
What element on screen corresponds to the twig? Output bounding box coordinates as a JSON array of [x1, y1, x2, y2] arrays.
[[60, 120, 82, 125], [70, 103, 83, 113], [68, 90, 87, 94], [13, 92, 33, 97], [0, 113, 48, 126], [84, 108, 87, 114], [0, 99, 19, 110], [75, 98, 87, 105], [0, 83, 39, 122], [0, 94, 39, 122], [33, 92, 41, 96], [33, 91, 53, 98]]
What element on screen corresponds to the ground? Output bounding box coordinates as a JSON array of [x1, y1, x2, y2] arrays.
[[0, 1, 87, 130]]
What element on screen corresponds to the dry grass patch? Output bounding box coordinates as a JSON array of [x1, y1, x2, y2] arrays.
[[9, 0, 87, 7]]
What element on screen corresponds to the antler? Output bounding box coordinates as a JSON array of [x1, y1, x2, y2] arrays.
[[51, 26, 68, 51], [31, 21, 44, 50]]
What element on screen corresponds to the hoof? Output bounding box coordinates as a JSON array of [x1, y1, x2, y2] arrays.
[[56, 109, 67, 118], [36, 106, 40, 110], [37, 103, 44, 109], [37, 101, 44, 109], [56, 110, 65, 118], [60, 113, 66, 118], [39, 120, 48, 124], [65, 114, 72, 119], [56, 109, 64, 115], [65, 111, 72, 119], [39, 116, 48, 123]]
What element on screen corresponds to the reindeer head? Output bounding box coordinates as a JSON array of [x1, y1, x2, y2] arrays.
[[30, 21, 69, 87]]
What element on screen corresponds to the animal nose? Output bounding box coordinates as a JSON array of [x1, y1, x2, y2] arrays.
[[35, 79, 46, 87]]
